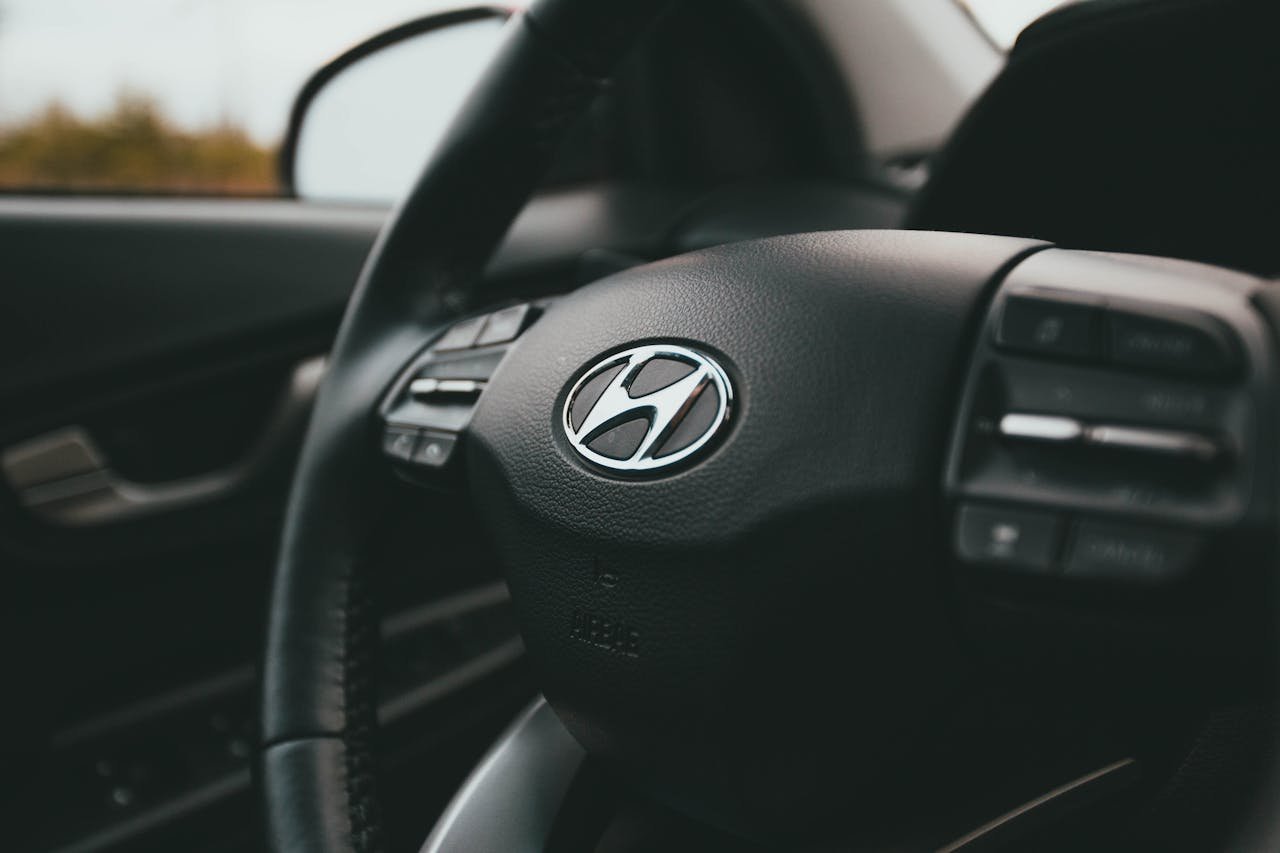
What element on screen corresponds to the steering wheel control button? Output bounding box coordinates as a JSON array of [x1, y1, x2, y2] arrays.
[[1063, 521, 1202, 583], [418, 349, 507, 382], [563, 343, 732, 474], [955, 503, 1063, 573], [409, 378, 485, 400], [1105, 308, 1240, 378], [998, 413, 1084, 444], [474, 304, 532, 346], [381, 427, 419, 463], [411, 431, 458, 469], [996, 292, 1100, 360], [1082, 424, 1222, 463], [995, 412, 1223, 463], [433, 315, 488, 351]]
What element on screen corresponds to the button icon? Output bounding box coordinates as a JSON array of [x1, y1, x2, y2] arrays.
[[996, 293, 1100, 359], [1032, 316, 1064, 345], [989, 523, 1021, 556], [411, 431, 458, 469], [381, 427, 419, 462], [1064, 521, 1201, 583], [955, 503, 1063, 573]]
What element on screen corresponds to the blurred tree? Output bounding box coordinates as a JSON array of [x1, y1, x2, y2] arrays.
[[0, 93, 279, 194]]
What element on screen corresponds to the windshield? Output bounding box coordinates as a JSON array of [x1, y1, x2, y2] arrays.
[[959, 0, 1070, 50]]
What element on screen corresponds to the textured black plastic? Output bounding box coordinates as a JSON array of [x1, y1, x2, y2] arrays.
[[948, 249, 1275, 531]]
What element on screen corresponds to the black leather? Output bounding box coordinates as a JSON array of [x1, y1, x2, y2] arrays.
[[259, 2, 671, 851], [263, 739, 367, 853], [911, 0, 1280, 276]]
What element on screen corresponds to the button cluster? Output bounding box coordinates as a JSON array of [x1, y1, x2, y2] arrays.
[[946, 249, 1274, 665], [434, 304, 532, 352], [998, 292, 1098, 360], [956, 502, 1202, 583], [381, 426, 458, 470], [379, 304, 540, 478], [956, 504, 1062, 573], [996, 290, 1241, 378]]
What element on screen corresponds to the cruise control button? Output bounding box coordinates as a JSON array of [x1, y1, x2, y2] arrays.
[[382, 427, 419, 462], [434, 315, 487, 351], [955, 504, 1064, 573], [475, 304, 531, 346], [1081, 424, 1222, 463], [998, 413, 1084, 444], [1063, 521, 1201, 583], [1105, 308, 1239, 378], [997, 292, 1100, 360], [418, 349, 506, 381], [411, 431, 458, 469]]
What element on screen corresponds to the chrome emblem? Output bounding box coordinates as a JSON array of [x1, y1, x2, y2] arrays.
[[562, 344, 733, 473]]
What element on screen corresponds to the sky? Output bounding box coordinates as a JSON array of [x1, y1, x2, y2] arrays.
[[0, 0, 1061, 146]]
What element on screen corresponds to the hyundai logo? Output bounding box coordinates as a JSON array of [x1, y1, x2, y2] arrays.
[[562, 344, 733, 473]]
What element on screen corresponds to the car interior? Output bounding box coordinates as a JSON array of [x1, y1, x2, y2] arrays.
[[2, 0, 1278, 850]]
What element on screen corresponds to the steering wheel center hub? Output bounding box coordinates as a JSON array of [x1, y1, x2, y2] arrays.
[[465, 230, 1042, 833]]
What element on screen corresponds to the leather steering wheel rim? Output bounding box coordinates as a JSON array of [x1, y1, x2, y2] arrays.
[[261, 1, 1280, 850], [260, 3, 672, 850]]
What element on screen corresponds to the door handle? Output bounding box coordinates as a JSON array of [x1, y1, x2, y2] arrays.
[[2, 356, 325, 527]]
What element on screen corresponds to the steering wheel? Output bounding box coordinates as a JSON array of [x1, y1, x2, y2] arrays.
[[260, 1, 1280, 850]]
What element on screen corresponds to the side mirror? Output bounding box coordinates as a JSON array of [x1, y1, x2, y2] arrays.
[[281, 7, 511, 204]]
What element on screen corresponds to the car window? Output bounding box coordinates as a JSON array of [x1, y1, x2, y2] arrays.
[[0, 0, 474, 195], [959, 0, 1069, 50]]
